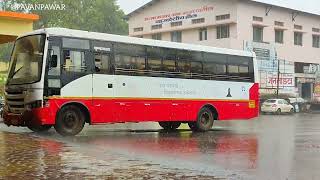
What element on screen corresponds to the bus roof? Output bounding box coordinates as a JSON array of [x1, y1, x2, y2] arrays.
[[21, 28, 254, 57]]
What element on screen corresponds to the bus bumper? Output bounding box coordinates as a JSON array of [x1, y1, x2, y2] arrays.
[[3, 110, 32, 126], [3, 107, 54, 127]]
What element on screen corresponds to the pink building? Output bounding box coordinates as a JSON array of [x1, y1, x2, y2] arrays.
[[127, 0, 320, 99]]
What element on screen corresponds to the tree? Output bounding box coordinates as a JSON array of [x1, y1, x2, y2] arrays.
[[0, 0, 128, 62], [0, 43, 13, 62], [2, 0, 128, 35]]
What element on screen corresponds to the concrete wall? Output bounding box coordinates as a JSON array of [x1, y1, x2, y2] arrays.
[[128, 0, 239, 49], [128, 0, 320, 64], [0, 11, 38, 44], [0, 18, 33, 37]]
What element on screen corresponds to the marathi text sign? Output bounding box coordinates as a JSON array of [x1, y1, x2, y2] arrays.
[[314, 84, 320, 97], [144, 6, 214, 24], [267, 73, 295, 88]]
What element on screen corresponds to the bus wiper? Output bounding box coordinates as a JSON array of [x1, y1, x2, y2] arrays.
[[11, 66, 24, 78]]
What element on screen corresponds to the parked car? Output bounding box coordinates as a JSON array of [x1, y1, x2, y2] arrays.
[[261, 99, 294, 114]]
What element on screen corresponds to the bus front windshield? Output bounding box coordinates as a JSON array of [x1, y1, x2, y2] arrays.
[[7, 34, 46, 85]]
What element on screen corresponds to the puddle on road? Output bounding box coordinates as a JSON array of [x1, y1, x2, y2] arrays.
[[2, 114, 320, 179], [0, 131, 223, 179]]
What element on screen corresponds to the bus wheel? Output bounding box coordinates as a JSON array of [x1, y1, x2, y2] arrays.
[[54, 105, 85, 136], [27, 124, 52, 133], [188, 122, 198, 131], [191, 107, 214, 132], [159, 122, 181, 131]]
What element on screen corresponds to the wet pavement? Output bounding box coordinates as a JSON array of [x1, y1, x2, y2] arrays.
[[0, 114, 320, 179]]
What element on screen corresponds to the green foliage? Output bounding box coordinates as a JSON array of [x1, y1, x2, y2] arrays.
[[0, 0, 128, 64], [2, 0, 128, 35], [0, 43, 14, 62]]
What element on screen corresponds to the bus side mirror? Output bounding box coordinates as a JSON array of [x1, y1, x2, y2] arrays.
[[51, 55, 58, 68]]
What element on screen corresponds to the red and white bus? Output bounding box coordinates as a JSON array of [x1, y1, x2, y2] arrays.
[[3, 28, 259, 136]]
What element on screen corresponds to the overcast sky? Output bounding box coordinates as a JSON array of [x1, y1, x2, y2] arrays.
[[117, 0, 320, 15]]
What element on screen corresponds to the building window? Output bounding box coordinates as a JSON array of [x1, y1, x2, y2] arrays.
[[275, 21, 284, 27], [171, 31, 182, 42], [253, 26, 263, 42], [192, 18, 205, 24], [294, 25, 303, 30], [275, 30, 284, 44], [134, 27, 143, 32], [199, 28, 207, 41], [171, 21, 182, 27], [294, 32, 303, 46], [313, 35, 320, 48], [216, 14, 230, 21], [253, 16, 263, 22], [151, 24, 162, 30], [312, 28, 320, 33], [152, 33, 162, 40], [217, 25, 230, 39]]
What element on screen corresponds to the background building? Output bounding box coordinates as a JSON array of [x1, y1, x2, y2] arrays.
[[127, 0, 320, 100]]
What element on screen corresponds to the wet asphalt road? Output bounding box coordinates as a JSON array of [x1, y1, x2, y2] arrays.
[[0, 114, 320, 180]]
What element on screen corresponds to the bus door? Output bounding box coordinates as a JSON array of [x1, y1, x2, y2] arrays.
[[92, 50, 115, 123], [46, 37, 62, 97]]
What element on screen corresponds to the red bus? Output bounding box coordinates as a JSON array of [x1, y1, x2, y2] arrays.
[[3, 28, 259, 136]]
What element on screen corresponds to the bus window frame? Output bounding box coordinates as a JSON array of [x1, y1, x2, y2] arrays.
[[62, 38, 256, 83]]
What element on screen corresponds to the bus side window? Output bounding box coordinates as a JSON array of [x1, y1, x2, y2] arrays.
[[215, 64, 227, 75], [191, 61, 202, 74], [239, 65, 249, 77], [228, 64, 239, 76], [146, 46, 162, 76], [203, 62, 215, 74], [161, 48, 176, 74], [48, 46, 61, 89], [115, 54, 130, 69], [228, 55, 251, 80], [147, 58, 162, 71], [131, 56, 145, 70], [95, 54, 110, 74], [163, 59, 176, 72], [63, 50, 86, 72], [177, 61, 191, 73], [48, 46, 61, 76]]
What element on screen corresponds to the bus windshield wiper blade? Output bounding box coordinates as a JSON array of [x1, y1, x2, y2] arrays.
[[11, 66, 23, 78]]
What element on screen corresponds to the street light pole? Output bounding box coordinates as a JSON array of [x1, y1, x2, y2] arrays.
[[276, 58, 280, 98]]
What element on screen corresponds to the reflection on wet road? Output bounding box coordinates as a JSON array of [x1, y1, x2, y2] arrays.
[[1, 114, 320, 179]]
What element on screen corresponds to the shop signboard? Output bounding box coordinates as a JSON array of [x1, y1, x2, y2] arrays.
[[314, 83, 320, 97], [144, 6, 214, 24], [267, 73, 295, 88]]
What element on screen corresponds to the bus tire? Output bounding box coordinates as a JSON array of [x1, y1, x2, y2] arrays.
[[159, 122, 181, 131], [54, 105, 85, 136], [188, 122, 198, 131], [27, 124, 52, 133], [191, 107, 214, 132]]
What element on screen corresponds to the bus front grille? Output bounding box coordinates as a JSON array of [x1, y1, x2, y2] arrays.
[[5, 90, 25, 114]]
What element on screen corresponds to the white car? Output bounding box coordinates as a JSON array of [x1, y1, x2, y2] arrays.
[[261, 99, 294, 114]]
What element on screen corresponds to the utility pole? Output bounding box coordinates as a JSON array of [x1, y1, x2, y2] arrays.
[[276, 58, 280, 98]]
